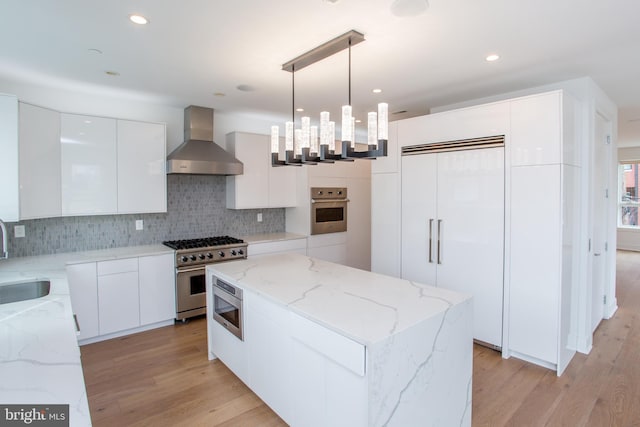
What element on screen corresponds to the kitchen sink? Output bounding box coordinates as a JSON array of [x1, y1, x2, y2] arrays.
[[0, 279, 51, 305]]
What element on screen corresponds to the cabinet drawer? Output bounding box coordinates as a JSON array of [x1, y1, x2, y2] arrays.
[[248, 239, 307, 256], [97, 258, 138, 276], [290, 312, 365, 377]]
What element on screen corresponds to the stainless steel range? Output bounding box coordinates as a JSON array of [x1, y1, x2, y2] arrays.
[[163, 236, 247, 320]]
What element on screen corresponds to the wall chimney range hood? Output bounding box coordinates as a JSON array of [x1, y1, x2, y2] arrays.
[[167, 106, 243, 175]]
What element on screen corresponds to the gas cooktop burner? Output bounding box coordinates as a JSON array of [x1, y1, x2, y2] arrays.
[[162, 236, 244, 251]]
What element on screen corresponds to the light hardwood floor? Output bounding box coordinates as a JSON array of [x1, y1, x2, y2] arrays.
[[81, 251, 640, 426]]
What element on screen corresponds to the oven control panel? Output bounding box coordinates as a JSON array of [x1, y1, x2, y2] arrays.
[[176, 246, 247, 267]]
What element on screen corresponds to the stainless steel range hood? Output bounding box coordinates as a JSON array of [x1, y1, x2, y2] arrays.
[[167, 106, 243, 175]]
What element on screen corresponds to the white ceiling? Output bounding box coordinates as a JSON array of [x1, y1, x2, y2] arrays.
[[2, 0, 640, 144]]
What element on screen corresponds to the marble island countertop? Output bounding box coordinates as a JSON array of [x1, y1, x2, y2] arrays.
[[0, 244, 173, 427], [207, 252, 471, 345]]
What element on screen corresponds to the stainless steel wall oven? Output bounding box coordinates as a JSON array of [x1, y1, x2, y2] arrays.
[[310, 187, 348, 235]]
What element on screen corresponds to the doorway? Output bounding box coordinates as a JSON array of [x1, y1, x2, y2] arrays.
[[591, 112, 611, 332]]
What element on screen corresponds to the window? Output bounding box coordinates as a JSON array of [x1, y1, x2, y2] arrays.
[[619, 162, 640, 227]]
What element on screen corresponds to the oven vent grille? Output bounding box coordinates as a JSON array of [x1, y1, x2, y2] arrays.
[[401, 134, 505, 156]]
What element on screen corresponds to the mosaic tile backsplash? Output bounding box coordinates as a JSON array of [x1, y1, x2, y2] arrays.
[[6, 175, 285, 257]]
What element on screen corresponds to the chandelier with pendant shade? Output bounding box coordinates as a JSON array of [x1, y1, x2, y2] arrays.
[[271, 30, 388, 167]]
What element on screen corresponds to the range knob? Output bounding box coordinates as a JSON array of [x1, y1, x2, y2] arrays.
[[198, 254, 205, 260], [231, 250, 237, 256], [189, 255, 196, 261], [181, 256, 188, 263], [238, 249, 244, 255], [218, 251, 225, 258], [206, 252, 213, 259]]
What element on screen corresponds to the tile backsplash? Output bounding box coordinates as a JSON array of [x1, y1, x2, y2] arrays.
[[7, 175, 285, 257]]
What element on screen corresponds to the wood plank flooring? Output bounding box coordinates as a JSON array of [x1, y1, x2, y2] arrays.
[[81, 251, 640, 426]]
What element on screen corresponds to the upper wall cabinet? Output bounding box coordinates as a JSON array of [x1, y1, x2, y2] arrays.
[[19, 103, 62, 220], [61, 113, 118, 215], [510, 91, 579, 167], [117, 120, 167, 214], [0, 94, 19, 222], [226, 131, 297, 209], [61, 113, 167, 217]]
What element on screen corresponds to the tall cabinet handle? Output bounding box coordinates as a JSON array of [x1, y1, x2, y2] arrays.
[[437, 219, 442, 264], [428, 219, 434, 263]]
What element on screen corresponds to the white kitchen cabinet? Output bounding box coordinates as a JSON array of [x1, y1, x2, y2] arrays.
[[508, 91, 580, 374], [138, 253, 175, 325], [247, 238, 307, 258], [66, 262, 99, 340], [401, 147, 505, 348], [371, 121, 401, 276], [370, 173, 401, 277], [67, 253, 175, 344], [226, 131, 297, 209], [245, 291, 292, 422], [117, 120, 167, 214], [97, 259, 140, 335], [61, 113, 118, 215], [19, 102, 62, 220], [307, 233, 347, 265], [0, 94, 19, 222]]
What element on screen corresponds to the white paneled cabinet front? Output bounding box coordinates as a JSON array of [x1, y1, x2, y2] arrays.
[[66, 262, 99, 340], [138, 253, 175, 325], [226, 132, 297, 209], [0, 94, 19, 221], [117, 120, 167, 214], [18, 103, 62, 219], [97, 259, 140, 335], [61, 114, 118, 215], [245, 291, 292, 422], [401, 148, 505, 348]]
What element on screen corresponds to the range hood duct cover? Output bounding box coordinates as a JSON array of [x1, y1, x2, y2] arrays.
[[167, 106, 243, 175]]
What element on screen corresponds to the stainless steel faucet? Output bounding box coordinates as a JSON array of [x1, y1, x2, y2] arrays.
[[0, 219, 8, 259]]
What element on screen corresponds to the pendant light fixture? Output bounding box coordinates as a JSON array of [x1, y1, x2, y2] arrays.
[[271, 30, 388, 167]]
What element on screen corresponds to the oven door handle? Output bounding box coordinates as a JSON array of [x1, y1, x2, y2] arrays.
[[177, 266, 206, 273], [311, 199, 350, 203]]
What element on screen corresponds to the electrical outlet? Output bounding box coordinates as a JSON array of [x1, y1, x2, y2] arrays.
[[14, 225, 25, 238], [257, 213, 263, 223], [135, 220, 144, 231]]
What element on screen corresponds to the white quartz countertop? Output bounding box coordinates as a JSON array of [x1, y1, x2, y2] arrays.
[[207, 252, 471, 346], [0, 244, 173, 427]]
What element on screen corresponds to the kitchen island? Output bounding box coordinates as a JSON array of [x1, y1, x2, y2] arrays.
[[206, 252, 473, 427]]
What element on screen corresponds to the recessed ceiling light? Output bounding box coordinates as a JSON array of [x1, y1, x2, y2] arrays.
[[355, 119, 362, 123], [372, 88, 383, 94], [296, 108, 304, 112], [214, 92, 226, 97], [105, 70, 120, 76], [236, 84, 256, 92], [129, 14, 149, 25], [486, 54, 500, 62], [390, 0, 429, 17], [87, 48, 102, 55], [323, 0, 340, 4]]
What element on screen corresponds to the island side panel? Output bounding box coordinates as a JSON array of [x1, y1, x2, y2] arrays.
[[368, 298, 473, 427]]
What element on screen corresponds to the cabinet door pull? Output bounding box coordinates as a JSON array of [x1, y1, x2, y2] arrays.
[[437, 219, 442, 264], [73, 314, 81, 333], [428, 219, 434, 263]]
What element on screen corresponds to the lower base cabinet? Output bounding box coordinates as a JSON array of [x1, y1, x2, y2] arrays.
[[67, 263, 99, 340], [67, 252, 175, 343], [241, 290, 367, 426]]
